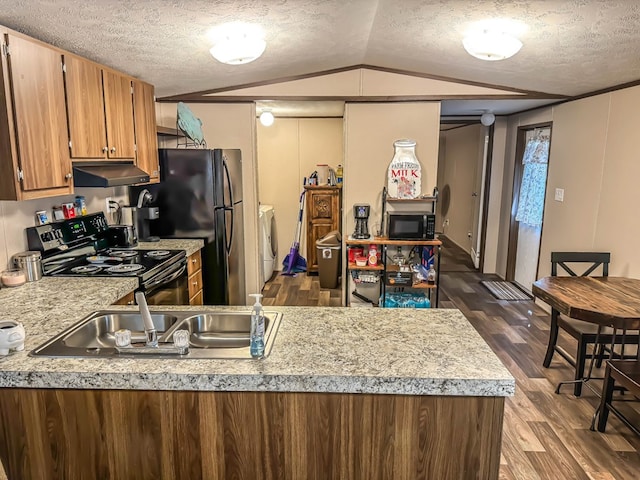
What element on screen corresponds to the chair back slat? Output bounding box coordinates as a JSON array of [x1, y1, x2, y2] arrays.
[[550, 252, 610, 277]]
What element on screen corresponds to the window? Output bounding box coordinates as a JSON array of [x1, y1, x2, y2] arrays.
[[515, 129, 550, 227]]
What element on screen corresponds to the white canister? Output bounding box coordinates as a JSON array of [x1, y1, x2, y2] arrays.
[[316, 164, 329, 185]]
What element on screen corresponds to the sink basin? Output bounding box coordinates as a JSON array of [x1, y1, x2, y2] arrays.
[[63, 313, 178, 348], [31, 310, 282, 359], [166, 313, 269, 348]]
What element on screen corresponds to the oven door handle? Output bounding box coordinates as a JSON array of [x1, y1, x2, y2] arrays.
[[145, 264, 187, 288]]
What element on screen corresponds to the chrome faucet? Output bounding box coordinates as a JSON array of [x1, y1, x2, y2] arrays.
[[135, 292, 157, 347]]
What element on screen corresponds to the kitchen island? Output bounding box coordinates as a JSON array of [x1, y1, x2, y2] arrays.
[[0, 273, 513, 479]]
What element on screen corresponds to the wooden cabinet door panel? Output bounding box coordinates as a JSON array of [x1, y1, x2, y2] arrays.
[[305, 186, 342, 272], [7, 34, 71, 191], [132, 80, 159, 181], [310, 192, 337, 220], [64, 56, 107, 158], [103, 70, 135, 159]]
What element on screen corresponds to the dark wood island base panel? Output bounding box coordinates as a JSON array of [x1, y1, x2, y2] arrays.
[[0, 389, 504, 480]]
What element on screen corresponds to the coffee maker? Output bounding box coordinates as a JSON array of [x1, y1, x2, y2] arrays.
[[136, 207, 160, 242], [353, 204, 371, 239]]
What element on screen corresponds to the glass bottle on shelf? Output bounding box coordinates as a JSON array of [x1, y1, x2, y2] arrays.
[[391, 246, 406, 265], [387, 139, 421, 199], [427, 266, 437, 284]]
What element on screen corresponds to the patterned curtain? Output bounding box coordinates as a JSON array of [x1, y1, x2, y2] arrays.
[[515, 132, 550, 227]]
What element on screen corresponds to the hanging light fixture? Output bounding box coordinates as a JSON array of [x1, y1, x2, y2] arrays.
[[209, 23, 266, 65], [463, 30, 522, 61], [259, 111, 275, 127]]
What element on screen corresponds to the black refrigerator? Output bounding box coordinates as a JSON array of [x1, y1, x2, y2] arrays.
[[131, 148, 245, 305]]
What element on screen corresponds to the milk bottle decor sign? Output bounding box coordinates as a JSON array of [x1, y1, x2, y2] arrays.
[[387, 139, 421, 199]]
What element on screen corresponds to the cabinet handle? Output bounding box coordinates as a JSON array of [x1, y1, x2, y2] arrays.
[[127, 300, 134, 305], [110, 147, 116, 154], [192, 281, 198, 287], [191, 259, 197, 263], [64, 173, 72, 180], [102, 146, 108, 153]]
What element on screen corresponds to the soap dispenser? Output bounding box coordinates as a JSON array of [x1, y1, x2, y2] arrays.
[[249, 293, 265, 358]]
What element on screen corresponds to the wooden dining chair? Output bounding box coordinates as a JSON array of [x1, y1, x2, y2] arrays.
[[595, 358, 640, 435], [542, 252, 639, 396]]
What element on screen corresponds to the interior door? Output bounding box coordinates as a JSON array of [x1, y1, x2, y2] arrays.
[[6, 34, 71, 191], [506, 124, 552, 290]]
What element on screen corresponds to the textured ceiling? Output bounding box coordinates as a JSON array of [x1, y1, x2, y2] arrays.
[[2, 0, 640, 110]]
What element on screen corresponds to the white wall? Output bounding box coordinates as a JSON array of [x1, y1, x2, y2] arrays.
[[343, 102, 441, 240], [438, 124, 483, 253], [483, 117, 508, 274], [257, 117, 343, 269], [0, 187, 127, 270], [493, 83, 640, 283]]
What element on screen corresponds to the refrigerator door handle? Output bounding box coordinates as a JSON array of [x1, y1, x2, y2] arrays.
[[222, 157, 234, 254], [226, 207, 234, 254], [223, 156, 234, 207]]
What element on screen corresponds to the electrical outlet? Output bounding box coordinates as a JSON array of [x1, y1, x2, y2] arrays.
[[554, 188, 564, 202], [105, 196, 113, 212]]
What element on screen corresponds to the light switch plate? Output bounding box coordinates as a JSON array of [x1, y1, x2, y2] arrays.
[[554, 188, 564, 202]]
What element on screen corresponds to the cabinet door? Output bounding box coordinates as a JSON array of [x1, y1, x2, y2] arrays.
[[6, 34, 71, 192], [132, 80, 159, 181], [64, 55, 107, 159], [305, 188, 341, 272], [103, 70, 135, 159]]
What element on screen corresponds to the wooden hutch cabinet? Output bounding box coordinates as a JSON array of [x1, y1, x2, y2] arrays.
[[305, 185, 342, 273]]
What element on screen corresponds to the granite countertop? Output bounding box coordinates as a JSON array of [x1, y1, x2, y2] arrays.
[[136, 239, 204, 257], [0, 275, 514, 396], [0, 234, 513, 396]]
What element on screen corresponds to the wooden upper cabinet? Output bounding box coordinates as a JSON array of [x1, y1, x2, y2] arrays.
[[4, 34, 72, 194], [132, 80, 159, 181], [103, 70, 135, 159], [64, 56, 107, 158], [65, 58, 135, 161]]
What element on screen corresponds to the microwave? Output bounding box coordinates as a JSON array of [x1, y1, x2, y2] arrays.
[[387, 212, 436, 240]]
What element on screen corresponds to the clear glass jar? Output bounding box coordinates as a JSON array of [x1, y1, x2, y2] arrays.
[[387, 139, 421, 199]]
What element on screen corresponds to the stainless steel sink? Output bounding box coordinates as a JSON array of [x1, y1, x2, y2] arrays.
[[63, 313, 178, 348], [30, 310, 283, 359]]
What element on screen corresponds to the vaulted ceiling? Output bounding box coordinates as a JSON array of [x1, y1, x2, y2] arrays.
[[2, 1, 640, 115]]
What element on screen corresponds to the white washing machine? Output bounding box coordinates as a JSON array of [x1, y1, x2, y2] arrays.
[[259, 204, 277, 288]]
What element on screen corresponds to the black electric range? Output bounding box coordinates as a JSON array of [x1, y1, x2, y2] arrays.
[[26, 213, 186, 288]]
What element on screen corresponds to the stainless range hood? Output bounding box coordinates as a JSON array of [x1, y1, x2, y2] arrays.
[[73, 163, 150, 187]]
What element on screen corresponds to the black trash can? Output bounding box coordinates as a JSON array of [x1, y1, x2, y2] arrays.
[[316, 230, 342, 289]]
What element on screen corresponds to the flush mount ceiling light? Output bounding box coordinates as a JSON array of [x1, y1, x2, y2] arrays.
[[209, 23, 266, 65], [463, 30, 523, 61], [259, 111, 275, 127]]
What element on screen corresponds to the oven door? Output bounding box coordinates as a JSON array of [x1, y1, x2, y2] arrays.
[[140, 259, 190, 306]]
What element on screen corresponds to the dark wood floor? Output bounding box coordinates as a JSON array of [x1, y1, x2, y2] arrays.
[[263, 237, 640, 480]]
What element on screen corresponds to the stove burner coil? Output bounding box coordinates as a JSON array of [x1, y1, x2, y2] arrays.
[[71, 265, 102, 274], [108, 250, 138, 259], [106, 264, 145, 274], [146, 250, 171, 258]]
